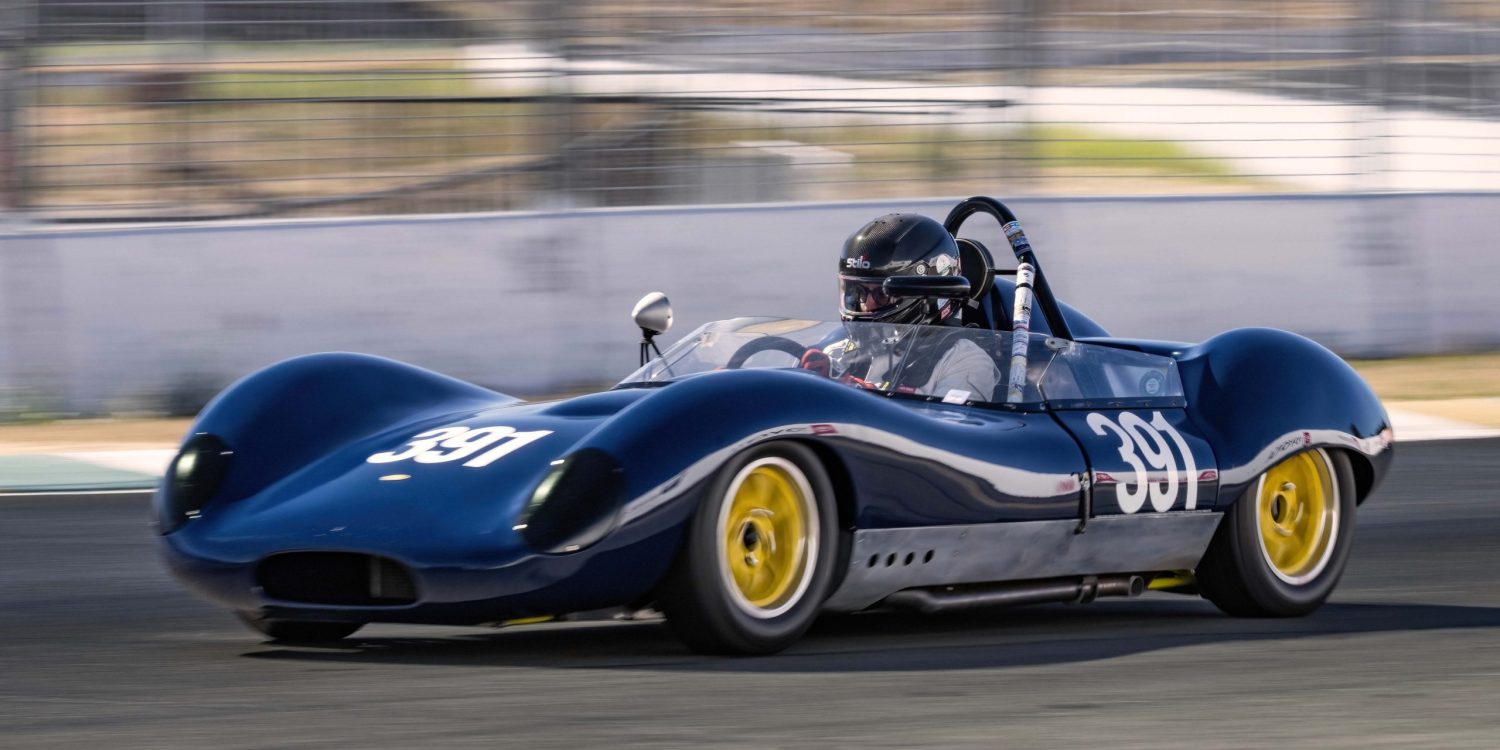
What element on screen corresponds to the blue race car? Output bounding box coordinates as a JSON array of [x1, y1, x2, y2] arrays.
[[156, 197, 1393, 654]]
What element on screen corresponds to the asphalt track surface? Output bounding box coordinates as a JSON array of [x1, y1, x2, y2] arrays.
[[3, 439, 1499, 749]]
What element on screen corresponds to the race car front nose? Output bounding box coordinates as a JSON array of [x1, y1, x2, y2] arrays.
[[154, 433, 233, 535], [255, 551, 419, 607], [513, 448, 625, 554]]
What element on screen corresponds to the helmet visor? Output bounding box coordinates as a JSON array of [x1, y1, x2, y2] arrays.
[[839, 276, 898, 319]]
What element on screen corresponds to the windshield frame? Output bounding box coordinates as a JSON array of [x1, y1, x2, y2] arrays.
[[616, 317, 1187, 412]]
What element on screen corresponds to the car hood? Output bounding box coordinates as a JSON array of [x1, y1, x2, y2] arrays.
[[180, 388, 655, 564]]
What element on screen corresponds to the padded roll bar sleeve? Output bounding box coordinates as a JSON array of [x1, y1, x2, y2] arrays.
[[943, 196, 1074, 340]]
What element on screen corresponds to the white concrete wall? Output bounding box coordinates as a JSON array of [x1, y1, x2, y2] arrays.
[[1, 193, 1495, 413]]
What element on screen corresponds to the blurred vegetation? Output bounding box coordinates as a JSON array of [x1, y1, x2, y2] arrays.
[[27, 53, 1262, 218], [1348, 352, 1500, 401]]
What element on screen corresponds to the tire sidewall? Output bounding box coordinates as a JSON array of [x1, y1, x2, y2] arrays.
[[684, 441, 839, 652], [1231, 448, 1357, 614]]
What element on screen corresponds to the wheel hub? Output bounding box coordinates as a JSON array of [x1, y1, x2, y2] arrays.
[[719, 458, 817, 618], [1256, 450, 1339, 585]]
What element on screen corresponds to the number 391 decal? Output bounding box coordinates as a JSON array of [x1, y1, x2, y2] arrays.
[[367, 426, 553, 468], [1086, 411, 1197, 514]]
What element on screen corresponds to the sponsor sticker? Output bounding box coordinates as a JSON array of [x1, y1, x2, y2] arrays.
[[1002, 220, 1033, 257], [942, 389, 972, 404]]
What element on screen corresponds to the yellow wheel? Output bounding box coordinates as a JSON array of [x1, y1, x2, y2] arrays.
[[717, 457, 820, 618], [1255, 449, 1339, 585], [657, 442, 839, 654], [1198, 448, 1357, 618]]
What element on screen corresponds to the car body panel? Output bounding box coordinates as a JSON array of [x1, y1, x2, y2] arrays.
[[157, 320, 1392, 628], [1051, 408, 1221, 515]]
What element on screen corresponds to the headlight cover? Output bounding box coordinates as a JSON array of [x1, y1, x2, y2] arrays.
[[515, 449, 624, 553], [156, 433, 232, 534]]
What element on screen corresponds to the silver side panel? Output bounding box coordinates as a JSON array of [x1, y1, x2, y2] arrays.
[[823, 512, 1223, 611]]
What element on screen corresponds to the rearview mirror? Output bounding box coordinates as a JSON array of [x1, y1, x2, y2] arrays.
[[882, 275, 971, 300], [632, 292, 673, 336]]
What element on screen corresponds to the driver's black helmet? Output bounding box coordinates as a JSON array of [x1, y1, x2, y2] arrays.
[[838, 213, 961, 325]]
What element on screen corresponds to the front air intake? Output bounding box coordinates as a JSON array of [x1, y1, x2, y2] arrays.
[[255, 552, 417, 606]]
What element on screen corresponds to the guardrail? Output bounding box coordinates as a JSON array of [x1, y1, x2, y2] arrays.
[[1, 192, 1495, 415]]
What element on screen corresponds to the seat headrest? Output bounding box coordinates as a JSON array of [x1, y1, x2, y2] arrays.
[[954, 238, 996, 302]]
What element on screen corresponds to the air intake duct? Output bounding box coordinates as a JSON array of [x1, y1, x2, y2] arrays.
[[256, 552, 418, 606]]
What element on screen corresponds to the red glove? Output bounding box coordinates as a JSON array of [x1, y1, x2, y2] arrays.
[[799, 348, 832, 377]]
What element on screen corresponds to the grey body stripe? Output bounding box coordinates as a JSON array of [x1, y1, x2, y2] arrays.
[[619, 421, 1078, 525], [1219, 428, 1391, 487], [823, 512, 1223, 611]]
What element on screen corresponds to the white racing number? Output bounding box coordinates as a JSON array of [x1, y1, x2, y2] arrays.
[[367, 426, 553, 468], [1086, 411, 1198, 514]]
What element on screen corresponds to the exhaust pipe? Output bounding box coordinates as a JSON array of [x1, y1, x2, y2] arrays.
[[881, 575, 1146, 615]]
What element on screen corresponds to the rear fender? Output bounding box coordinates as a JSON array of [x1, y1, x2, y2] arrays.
[[1175, 328, 1394, 505]]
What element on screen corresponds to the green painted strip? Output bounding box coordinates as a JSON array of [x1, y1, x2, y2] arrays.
[[0, 455, 158, 492]]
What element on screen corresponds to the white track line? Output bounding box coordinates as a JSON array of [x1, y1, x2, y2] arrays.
[[57, 449, 175, 476], [1386, 408, 1500, 442], [0, 489, 152, 498]]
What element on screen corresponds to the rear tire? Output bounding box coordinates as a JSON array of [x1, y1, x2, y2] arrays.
[[656, 442, 840, 655], [1198, 448, 1356, 617], [238, 612, 364, 643]]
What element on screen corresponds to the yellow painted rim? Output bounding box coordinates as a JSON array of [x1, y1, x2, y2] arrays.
[[717, 457, 819, 619], [1256, 448, 1339, 585]]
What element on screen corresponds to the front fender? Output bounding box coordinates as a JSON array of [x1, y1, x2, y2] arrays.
[[182, 353, 513, 505]]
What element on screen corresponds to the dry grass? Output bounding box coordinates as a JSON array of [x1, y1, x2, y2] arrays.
[[446, 0, 1365, 34], [0, 418, 192, 453], [1349, 351, 1500, 401]]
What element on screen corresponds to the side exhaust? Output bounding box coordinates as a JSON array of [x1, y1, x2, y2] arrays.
[[880, 575, 1146, 614]]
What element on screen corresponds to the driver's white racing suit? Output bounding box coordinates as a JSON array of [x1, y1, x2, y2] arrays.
[[827, 333, 1003, 402]]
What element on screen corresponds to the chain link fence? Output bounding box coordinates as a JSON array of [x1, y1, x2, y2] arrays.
[[5, 0, 1500, 222]]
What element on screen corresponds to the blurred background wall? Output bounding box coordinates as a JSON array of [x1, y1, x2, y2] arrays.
[[0, 1, 1497, 414]]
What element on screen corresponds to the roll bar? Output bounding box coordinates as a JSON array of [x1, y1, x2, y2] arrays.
[[942, 196, 1074, 341]]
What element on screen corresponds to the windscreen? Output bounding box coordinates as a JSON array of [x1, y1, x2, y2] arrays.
[[619, 317, 1181, 407]]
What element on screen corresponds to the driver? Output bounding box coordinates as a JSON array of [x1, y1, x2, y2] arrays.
[[810, 213, 1002, 401]]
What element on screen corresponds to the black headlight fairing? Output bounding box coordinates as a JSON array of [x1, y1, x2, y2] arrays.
[[157, 433, 233, 534], [516, 449, 625, 553]]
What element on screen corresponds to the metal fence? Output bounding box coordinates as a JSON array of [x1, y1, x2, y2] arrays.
[[5, 0, 1500, 222]]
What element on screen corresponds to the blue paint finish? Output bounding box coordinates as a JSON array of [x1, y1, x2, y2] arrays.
[[1052, 409, 1221, 515], [824, 408, 1085, 526], [1172, 328, 1394, 504], [157, 323, 1391, 627], [159, 358, 1088, 624]]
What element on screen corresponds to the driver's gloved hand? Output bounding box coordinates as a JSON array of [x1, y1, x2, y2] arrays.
[[799, 349, 832, 377]]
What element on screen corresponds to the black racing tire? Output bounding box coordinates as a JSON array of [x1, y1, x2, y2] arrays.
[[237, 612, 364, 643], [656, 442, 841, 655], [1198, 448, 1357, 617]]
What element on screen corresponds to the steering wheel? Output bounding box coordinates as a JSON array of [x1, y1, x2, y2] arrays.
[[724, 336, 810, 370]]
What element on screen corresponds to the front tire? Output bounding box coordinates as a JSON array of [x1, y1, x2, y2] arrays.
[[1198, 448, 1356, 617], [657, 442, 840, 655], [237, 612, 364, 643]]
